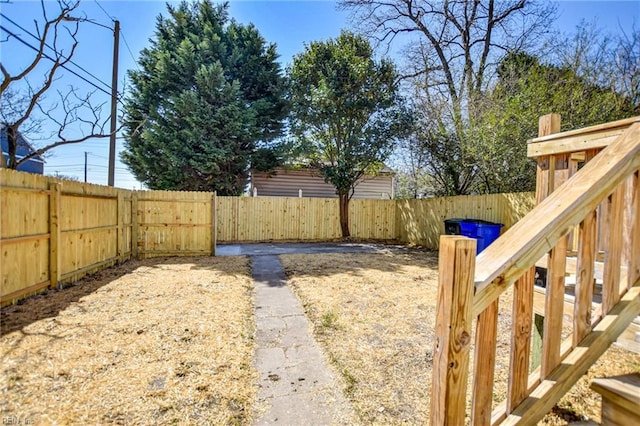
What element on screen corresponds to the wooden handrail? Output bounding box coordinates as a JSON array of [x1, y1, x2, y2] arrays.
[[431, 117, 640, 426], [527, 116, 640, 157], [473, 121, 640, 318]]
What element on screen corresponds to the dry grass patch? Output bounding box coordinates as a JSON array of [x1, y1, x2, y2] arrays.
[[281, 251, 640, 425], [281, 251, 437, 424], [1, 256, 256, 425]]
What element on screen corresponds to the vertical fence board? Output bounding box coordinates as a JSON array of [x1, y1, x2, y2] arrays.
[[49, 182, 61, 288], [117, 192, 124, 261], [131, 192, 139, 259], [211, 192, 217, 255]]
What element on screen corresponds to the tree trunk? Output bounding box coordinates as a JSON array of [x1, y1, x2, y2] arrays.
[[339, 193, 351, 238], [7, 129, 18, 169]]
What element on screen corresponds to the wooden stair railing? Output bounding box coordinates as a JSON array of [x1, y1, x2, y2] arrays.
[[430, 119, 640, 426]]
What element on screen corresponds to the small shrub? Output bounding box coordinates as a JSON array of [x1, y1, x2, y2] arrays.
[[320, 311, 339, 331]]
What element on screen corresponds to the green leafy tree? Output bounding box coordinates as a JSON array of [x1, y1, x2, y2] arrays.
[[288, 31, 411, 237], [122, 1, 287, 194], [473, 51, 636, 193]]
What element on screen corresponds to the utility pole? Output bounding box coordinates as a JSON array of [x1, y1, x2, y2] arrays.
[[84, 151, 88, 183], [108, 20, 120, 187]]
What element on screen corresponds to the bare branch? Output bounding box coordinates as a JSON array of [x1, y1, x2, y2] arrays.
[[1, 0, 80, 95], [1, 0, 116, 171]]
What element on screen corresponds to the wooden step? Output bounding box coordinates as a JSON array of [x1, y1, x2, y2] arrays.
[[615, 321, 640, 354], [534, 254, 629, 289], [590, 373, 640, 426]]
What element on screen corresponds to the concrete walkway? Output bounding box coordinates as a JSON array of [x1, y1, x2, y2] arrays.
[[249, 252, 354, 425], [217, 241, 401, 257]]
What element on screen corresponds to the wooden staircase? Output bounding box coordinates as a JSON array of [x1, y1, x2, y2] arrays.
[[429, 115, 640, 425]]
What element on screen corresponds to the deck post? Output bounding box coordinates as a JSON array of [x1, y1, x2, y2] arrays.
[[431, 235, 476, 426], [532, 113, 562, 373]]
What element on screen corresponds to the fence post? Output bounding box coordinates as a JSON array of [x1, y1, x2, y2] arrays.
[[211, 191, 217, 256], [48, 182, 61, 289], [431, 235, 476, 426], [117, 191, 124, 262], [131, 191, 139, 259]]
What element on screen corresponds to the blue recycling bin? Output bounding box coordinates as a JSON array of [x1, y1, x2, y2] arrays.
[[448, 219, 503, 254]]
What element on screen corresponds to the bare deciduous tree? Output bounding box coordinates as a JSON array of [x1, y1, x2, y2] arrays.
[[0, 0, 114, 169], [551, 21, 640, 110], [340, 0, 556, 127], [340, 0, 556, 195]]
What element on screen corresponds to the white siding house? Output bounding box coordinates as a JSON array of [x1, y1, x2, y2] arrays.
[[251, 167, 394, 199]]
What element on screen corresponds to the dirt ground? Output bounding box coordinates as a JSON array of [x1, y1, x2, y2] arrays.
[[2, 249, 637, 425], [280, 251, 640, 425], [1, 257, 256, 425]]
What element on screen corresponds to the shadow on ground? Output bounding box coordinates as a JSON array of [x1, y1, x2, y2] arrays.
[[0, 256, 249, 337], [219, 242, 439, 279], [2, 243, 437, 336]]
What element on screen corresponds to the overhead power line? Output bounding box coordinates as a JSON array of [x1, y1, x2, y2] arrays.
[[0, 13, 115, 96], [93, 0, 115, 21], [0, 24, 120, 99], [120, 30, 140, 71]]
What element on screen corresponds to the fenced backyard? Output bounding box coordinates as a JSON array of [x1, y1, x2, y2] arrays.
[[2, 115, 639, 425], [0, 168, 533, 305]]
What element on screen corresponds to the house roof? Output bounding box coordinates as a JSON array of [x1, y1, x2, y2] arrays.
[[276, 162, 395, 175], [1, 124, 45, 163]]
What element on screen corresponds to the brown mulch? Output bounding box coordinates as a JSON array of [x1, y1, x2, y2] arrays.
[[280, 251, 640, 425], [1, 257, 256, 425]]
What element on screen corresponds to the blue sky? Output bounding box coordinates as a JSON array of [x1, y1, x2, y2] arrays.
[[1, 0, 638, 189]]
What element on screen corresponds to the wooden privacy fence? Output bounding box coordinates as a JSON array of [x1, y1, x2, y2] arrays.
[[0, 170, 220, 305], [215, 193, 533, 246], [215, 197, 397, 241], [1, 167, 533, 304], [396, 192, 534, 249], [136, 190, 216, 258], [1, 170, 132, 304]]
